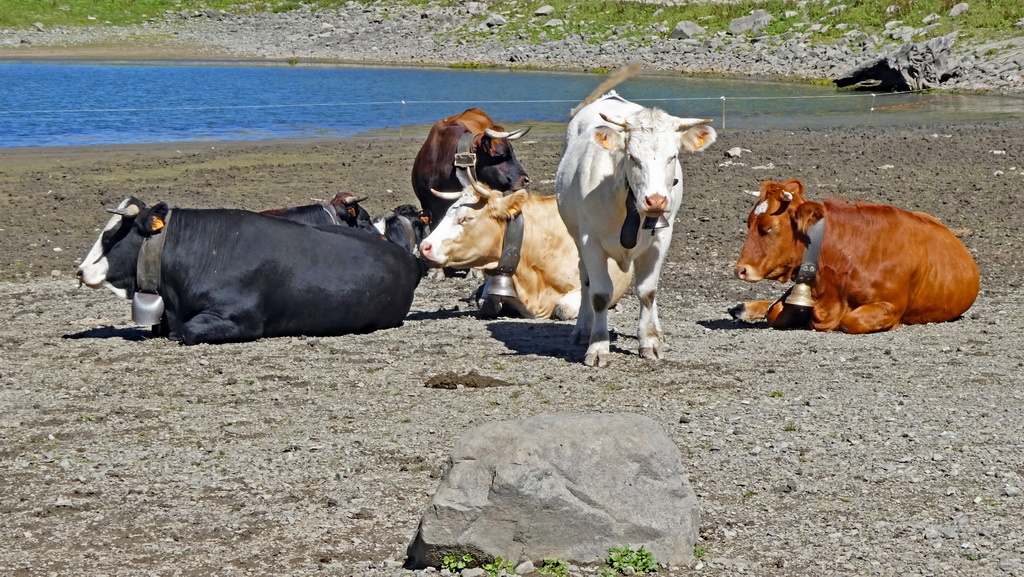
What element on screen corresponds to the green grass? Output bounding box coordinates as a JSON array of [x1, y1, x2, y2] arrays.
[[0, 0, 252, 28]]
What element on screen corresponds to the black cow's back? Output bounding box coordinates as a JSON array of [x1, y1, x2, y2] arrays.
[[160, 209, 420, 344]]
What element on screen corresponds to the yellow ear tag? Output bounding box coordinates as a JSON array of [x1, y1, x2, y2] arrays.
[[151, 216, 165, 232], [697, 136, 705, 147]]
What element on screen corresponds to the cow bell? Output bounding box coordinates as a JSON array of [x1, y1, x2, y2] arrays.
[[132, 291, 164, 326], [785, 282, 815, 309], [642, 215, 671, 230], [484, 273, 517, 299]]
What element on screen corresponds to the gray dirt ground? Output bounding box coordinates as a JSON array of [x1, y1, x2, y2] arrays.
[[1, 121, 1024, 576]]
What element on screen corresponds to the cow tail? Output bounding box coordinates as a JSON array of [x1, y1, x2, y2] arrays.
[[569, 61, 643, 119]]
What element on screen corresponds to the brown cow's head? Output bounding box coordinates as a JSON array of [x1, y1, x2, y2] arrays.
[[474, 126, 531, 192], [735, 179, 825, 283], [418, 183, 528, 270]]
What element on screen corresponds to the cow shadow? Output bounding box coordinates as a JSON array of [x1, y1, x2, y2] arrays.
[[486, 321, 626, 362], [62, 325, 151, 341], [697, 318, 769, 331], [406, 306, 479, 322]]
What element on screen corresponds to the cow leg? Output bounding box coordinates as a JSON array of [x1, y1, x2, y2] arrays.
[[634, 248, 666, 360], [580, 249, 614, 367], [836, 302, 902, 334], [571, 256, 593, 345], [728, 300, 773, 323], [180, 311, 262, 345]]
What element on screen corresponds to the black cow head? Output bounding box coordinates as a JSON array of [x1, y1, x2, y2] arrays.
[[76, 198, 169, 299], [327, 192, 376, 233], [474, 127, 531, 193]]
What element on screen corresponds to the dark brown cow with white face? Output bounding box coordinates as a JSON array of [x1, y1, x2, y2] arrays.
[[411, 108, 531, 228], [731, 179, 980, 333]]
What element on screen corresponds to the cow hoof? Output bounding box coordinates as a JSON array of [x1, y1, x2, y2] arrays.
[[728, 303, 753, 322], [639, 346, 662, 361], [478, 297, 501, 319], [584, 351, 609, 368]]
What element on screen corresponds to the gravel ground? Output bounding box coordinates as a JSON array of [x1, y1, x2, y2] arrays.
[[2, 123, 1024, 577]]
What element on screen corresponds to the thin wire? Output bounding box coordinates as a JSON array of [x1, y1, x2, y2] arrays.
[[0, 89, 938, 116]]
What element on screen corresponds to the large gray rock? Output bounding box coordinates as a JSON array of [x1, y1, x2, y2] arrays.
[[835, 32, 960, 91], [405, 412, 700, 569], [729, 9, 773, 36], [670, 21, 706, 40]]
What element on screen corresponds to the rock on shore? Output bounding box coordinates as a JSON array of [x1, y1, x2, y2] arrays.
[[2, 1, 1023, 93]]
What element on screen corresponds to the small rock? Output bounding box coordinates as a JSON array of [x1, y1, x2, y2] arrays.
[[534, 5, 554, 17], [949, 3, 969, 17], [515, 560, 534, 574], [1005, 486, 1021, 497]]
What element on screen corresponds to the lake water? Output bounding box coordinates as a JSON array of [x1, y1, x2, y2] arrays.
[[1, 60, 1022, 148]]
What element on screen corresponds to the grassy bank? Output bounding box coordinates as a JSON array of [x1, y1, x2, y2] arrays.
[[2, 0, 1021, 48]]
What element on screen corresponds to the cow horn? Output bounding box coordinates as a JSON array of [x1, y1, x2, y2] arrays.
[[106, 204, 140, 218], [470, 182, 493, 199], [744, 189, 761, 197], [677, 118, 714, 130], [485, 127, 532, 140], [342, 194, 369, 205], [599, 113, 627, 129], [430, 188, 465, 201]]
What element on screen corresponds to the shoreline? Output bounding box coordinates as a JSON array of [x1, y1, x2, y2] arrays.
[[3, 3, 1022, 94]]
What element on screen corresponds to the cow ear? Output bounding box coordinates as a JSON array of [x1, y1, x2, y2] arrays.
[[679, 125, 717, 152], [780, 179, 805, 199], [593, 126, 622, 150], [136, 202, 170, 236], [793, 201, 825, 235], [497, 190, 529, 219]]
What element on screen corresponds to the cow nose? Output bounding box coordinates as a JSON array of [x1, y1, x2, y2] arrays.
[[75, 268, 84, 280], [419, 241, 432, 258], [520, 175, 530, 189], [735, 264, 749, 281], [644, 194, 669, 212]]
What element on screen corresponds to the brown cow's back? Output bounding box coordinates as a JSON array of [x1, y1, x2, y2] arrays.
[[816, 199, 979, 330]]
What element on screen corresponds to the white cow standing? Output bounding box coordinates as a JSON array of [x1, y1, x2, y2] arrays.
[[555, 91, 717, 367]]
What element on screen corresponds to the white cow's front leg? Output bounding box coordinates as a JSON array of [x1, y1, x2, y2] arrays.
[[634, 241, 669, 360], [581, 247, 615, 367], [571, 252, 594, 344]]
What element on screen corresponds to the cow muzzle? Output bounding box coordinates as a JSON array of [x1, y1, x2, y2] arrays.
[[735, 263, 762, 282], [643, 194, 670, 213]]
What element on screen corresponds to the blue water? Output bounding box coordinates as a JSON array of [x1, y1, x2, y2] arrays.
[[1, 60, 1022, 148]]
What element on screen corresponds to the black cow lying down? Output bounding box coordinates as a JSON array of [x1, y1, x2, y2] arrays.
[[261, 192, 377, 233], [76, 198, 427, 345]]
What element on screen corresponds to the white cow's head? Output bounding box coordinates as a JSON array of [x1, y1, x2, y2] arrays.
[[595, 108, 716, 216]]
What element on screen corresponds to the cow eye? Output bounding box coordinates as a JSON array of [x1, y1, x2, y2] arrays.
[[629, 154, 640, 166], [672, 178, 679, 186], [668, 155, 678, 163]]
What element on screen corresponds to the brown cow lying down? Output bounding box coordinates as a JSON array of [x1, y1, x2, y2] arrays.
[[419, 183, 632, 320], [731, 179, 980, 333]]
